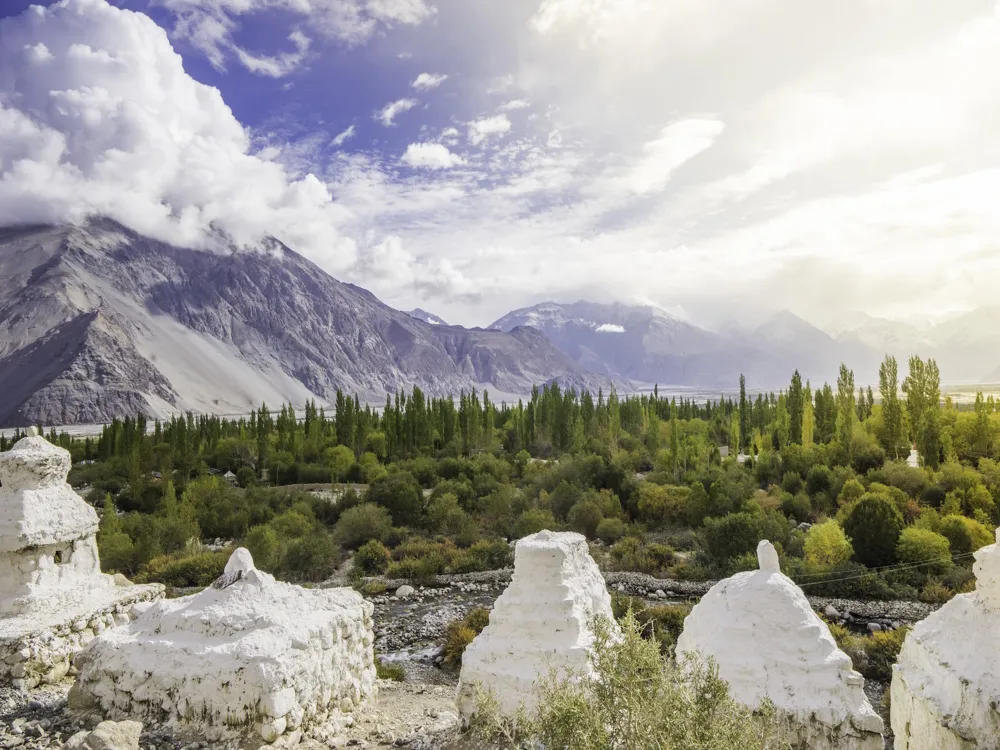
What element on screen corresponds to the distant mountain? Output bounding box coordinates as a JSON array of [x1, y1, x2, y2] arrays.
[[824, 312, 932, 360], [406, 308, 449, 326], [925, 307, 1000, 382], [490, 302, 885, 388], [0, 221, 607, 426]]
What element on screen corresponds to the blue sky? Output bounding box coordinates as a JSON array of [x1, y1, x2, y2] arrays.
[[3, 0, 1000, 329]]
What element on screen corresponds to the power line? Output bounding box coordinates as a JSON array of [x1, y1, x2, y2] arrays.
[[796, 551, 976, 589]]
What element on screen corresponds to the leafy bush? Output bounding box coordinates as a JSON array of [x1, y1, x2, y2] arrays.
[[354, 539, 391, 575], [468, 612, 782, 750], [841, 493, 904, 567], [513, 508, 557, 538], [595, 517, 626, 544], [567, 500, 604, 538], [135, 550, 229, 587], [827, 622, 910, 682], [895, 527, 952, 575], [281, 532, 338, 581], [366, 472, 424, 527], [243, 524, 281, 571], [803, 520, 854, 568], [703, 512, 759, 563], [334, 503, 393, 549], [442, 607, 491, 668], [938, 514, 993, 555], [375, 656, 405, 681]]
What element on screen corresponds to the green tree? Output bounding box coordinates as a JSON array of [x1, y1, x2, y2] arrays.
[[878, 355, 903, 458], [803, 520, 854, 568], [365, 472, 423, 527], [895, 528, 952, 576], [788, 371, 804, 444], [738, 374, 749, 451], [334, 504, 393, 549], [836, 364, 856, 460], [841, 493, 903, 568], [327, 445, 355, 482]]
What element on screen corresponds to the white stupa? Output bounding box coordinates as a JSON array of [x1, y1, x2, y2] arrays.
[[0, 431, 162, 687], [676, 540, 884, 750], [457, 530, 619, 719], [891, 527, 1000, 749], [70, 548, 377, 744]]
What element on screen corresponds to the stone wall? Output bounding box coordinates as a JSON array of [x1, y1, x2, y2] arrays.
[[0, 583, 163, 690], [69, 549, 377, 745]]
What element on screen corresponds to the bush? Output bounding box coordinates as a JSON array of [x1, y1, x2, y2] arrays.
[[595, 517, 626, 544], [334, 504, 393, 549], [135, 550, 229, 587], [827, 622, 909, 682], [703, 512, 759, 563], [567, 500, 603, 539], [452, 539, 512, 573], [468, 612, 781, 749], [611, 596, 692, 653], [841, 493, 904, 568], [804, 520, 854, 568], [896, 527, 952, 575], [236, 466, 257, 488], [442, 607, 491, 668], [354, 539, 391, 576], [366, 472, 424, 527], [375, 656, 405, 681], [281, 532, 338, 581], [513, 508, 557, 538], [938, 514, 994, 555], [243, 524, 281, 571]]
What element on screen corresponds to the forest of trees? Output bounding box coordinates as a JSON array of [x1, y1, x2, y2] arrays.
[[10, 354, 1000, 604]]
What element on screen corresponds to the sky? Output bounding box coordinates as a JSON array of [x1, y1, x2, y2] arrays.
[[2, 0, 1000, 329]]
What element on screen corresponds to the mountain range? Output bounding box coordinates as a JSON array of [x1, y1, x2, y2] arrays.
[[0, 221, 606, 427]]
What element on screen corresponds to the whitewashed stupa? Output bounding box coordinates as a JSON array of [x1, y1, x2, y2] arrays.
[[457, 530, 619, 719], [676, 540, 884, 750], [0, 430, 162, 687], [70, 548, 377, 745], [891, 527, 1000, 749]]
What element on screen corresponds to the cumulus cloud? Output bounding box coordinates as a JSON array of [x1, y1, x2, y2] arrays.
[[411, 72, 447, 90], [331, 124, 356, 147], [468, 114, 511, 145], [499, 98, 529, 111], [400, 143, 465, 169], [0, 0, 354, 266], [158, 0, 435, 75], [376, 98, 418, 126]]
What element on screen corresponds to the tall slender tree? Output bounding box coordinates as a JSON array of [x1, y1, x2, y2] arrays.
[[836, 364, 856, 459], [788, 371, 804, 444], [878, 355, 903, 459]]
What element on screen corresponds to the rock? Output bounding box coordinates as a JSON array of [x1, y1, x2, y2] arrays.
[[395, 585, 415, 600], [83, 721, 143, 750], [824, 605, 839, 619], [457, 530, 619, 719], [891, 527, 1000, 748], [655, 589, 666, 599], [677, 540, 884, 750], [867, 622, 882, 633]]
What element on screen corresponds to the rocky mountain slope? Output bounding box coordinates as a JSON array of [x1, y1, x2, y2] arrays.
[[0, 221, 605, 426], [406, 308, 449, 326], [490, 302, 879, 388]]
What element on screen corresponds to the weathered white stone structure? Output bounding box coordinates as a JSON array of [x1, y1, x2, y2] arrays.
[[457, 530, 619, 719], [891, 527, 1000, 749], [677, 541, 884, 750], [0, 431, 163, 688], [70, 548, 377, 745]]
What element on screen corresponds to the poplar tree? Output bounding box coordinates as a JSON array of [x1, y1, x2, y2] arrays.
[[878, 355, 903, 459]]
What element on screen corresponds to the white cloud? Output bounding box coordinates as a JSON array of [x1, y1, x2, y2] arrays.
[[468, 114, 511, 145], [613, 119, 725, 194], [499, 99, 529, 111], [440, 127, 460, 141], [412, 72, 448, 90], [486, 74, 513, 94], [158, 0, 435, 75], [596, 323, 625, 333], [375, 98, 418, 126], [400, 143, 465, 169], [331, 124, 356, 147], [0, 0, 354, 268]]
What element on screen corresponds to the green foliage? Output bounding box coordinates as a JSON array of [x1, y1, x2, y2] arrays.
[[442, 607, 492, 668], [244, 524, 281, 571], [595, 517, 626, 544], [827, 623, 910, 682], [235, 466, 257, 488], [895, 527, 952, 575], [567, 499, 604, 538], [375, 657, 405, 682], [938, 514, 994, 555], [334, 503, 393, 549], [703, 512, 760, 563], [366, 472, 424, 526], [354, 539, 391, 575], [513, 508, 557, 537], [841, 493, 904, 567], [134, 550, 229, 587], [803, 520, 854, 568], [469, 612, 784, 750], [607, 537, 676, 577]]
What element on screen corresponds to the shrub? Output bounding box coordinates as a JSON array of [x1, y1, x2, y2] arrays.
[[513, 508, 557, 538], [919, 580, 952, 604], [366, 472, 423, 527], [354, 539, 391, 576], [375, 656, 405, 682], [135, 550, 229, 587], [780, 492, 812, 523], [360, 580, 387, 596], [841, 493, 904, 568], [827, 621, 910, 682], [804, 520, 854, 568], [442, 607, 491, 668], [567, 500, 604, 539], [703, 512, 759, 563], [243, 524, 281, 571], [334, 504, 392, 549], [281, 532, 338, 581], [468, 612, 780, 750], [596, 517, 626, 544], [938, 514, 994, 555], [451, 539, 512, 573], [896, 528, 952, 575]]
